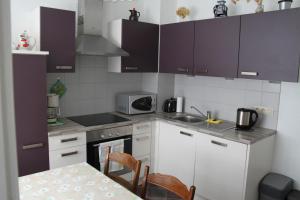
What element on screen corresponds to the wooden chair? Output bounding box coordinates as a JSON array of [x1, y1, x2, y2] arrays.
[[141, 166, 196, 200], [104, 146, 142, 193]]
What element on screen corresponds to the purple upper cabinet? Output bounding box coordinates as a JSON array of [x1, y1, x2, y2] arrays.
[[13, 54, 49, 176], [121, 20, 159, 72], [194, 16, 240, 78], [160, 22, 194, 75], [239, 8, 300, 82], [40, 7, 76, 73]]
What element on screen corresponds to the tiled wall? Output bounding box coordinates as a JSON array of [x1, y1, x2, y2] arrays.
[[174, 75, 281, 129], [47, 56, 143, 117]]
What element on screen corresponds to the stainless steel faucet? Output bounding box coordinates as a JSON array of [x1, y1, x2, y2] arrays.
[[190, 106, 208, 119]]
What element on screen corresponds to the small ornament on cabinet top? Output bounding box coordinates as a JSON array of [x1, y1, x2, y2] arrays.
[[129, 8, 140, 21], [214, 0, 228, 17], [176, 7, 190, 20], [232, 0, 264, 13], [13, 30, 36, 50]]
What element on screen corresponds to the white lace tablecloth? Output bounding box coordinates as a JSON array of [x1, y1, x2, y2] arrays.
[[19, 163, 142, 200]]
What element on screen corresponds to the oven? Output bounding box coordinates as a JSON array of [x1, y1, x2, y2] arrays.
[[86, 125, 133, 171], [116, 92, 157, 115]]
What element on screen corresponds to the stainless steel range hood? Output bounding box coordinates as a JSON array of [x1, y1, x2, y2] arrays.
[[76, 0, 129, 56]]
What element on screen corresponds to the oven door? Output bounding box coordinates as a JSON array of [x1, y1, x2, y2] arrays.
[[86, 135, 132, 171], [130, 96, 156, 114]]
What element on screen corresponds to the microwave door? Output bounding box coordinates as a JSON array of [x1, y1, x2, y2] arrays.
[[132, 97, 152, 111]]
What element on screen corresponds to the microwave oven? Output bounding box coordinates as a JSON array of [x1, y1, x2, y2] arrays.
[[116, 92, 157, 115]]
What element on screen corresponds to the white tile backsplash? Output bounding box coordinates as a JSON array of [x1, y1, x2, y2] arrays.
[[174, 75, 281, 129], [47, 56, 143, 117]]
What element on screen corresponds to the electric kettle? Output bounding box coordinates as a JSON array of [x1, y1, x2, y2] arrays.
[[236, 108, 258, 130], [163, 98, 177, 113]]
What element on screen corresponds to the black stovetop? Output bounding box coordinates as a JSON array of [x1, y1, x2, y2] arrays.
[[68, 113, 130, 127]]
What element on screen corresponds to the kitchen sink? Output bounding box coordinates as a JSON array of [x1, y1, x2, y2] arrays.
[[172, 115, 205, 123]]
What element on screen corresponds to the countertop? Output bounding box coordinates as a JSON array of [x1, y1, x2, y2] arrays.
[[19, 163, 142, 200], [48, 112, 276, 144]]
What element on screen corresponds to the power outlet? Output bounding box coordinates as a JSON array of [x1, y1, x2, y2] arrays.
[[253, 106, 274, 115]]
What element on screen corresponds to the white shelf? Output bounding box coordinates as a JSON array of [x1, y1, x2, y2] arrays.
[[12, 50, 49, 55]]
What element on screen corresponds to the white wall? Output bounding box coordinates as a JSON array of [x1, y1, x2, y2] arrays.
[[1, 0, 19, 199], [272, 83, 300, 189], [174, 75, 281, 129], [47, 56, 143, 117]]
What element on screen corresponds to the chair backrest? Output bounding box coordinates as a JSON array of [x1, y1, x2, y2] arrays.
[[104, 146, 141, 193], [141, 166, 196, 200]]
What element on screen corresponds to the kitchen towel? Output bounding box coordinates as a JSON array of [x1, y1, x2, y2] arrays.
[[176, 97, 183, 112], [98, 139, 124, 172]]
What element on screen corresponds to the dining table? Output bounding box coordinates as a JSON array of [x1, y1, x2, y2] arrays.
[[18, 162, 142, 200]]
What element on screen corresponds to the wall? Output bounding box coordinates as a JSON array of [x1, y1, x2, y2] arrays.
[[272, 83, 300, 189], [1, 0, 19, 199], [47, 56, 143, 117], [174, 75, 281, 129]]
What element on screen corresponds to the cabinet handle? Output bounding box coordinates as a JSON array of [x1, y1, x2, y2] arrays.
[[136, 136, 150, 142], [22, 143, 44, 150], [241, 72, 258, 76], [56, 66, 73, 70], [61, 151, 78, 157], [125, 67, 139, 70], [180, 131, 193, 137], [61, 137, 78, 143], [211, 140, 228, 147], [177, 67, 189, 73]]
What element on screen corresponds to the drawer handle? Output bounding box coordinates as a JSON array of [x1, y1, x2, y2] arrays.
[[56, 66, 73, 70], [241, 72, 258, 76], [22, 143, 44, 150], [211, 140, 228, 147], [140, 158, 149, 162], [177, 67, 189, 73], [61, 151, 78, 157], [136, 136, 150, 142], [61, 137, 78, 143], [125, 67, 139, 70], [180, 131, 193, 137]]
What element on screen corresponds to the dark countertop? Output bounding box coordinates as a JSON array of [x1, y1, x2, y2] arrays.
[[48, 112, 276, 144]]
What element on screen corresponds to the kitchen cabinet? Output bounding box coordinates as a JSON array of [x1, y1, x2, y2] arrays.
[[239, 8, 300, 82], [194, 16, 240, 78], [40, 7, 76, 73], [13, 53, 49, 176], [108, 19, 159, 73], [48, 132, 86, 169], [194, 133, 247, 200], [160, 22, 194, 74], [157, 122, 196, 186]]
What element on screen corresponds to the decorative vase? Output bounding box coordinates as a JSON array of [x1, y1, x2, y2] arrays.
[[213, 0, 228, 18], [256, 3, 264, 13]]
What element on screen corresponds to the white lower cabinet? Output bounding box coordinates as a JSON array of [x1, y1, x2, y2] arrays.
[[49, 132, 87, 169], [194, 133, 247, 200], [157, 122, 196, 186], [49, 145, 87, 169]]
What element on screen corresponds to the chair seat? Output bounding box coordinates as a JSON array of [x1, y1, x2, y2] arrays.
[[139, 184, 182, 200]]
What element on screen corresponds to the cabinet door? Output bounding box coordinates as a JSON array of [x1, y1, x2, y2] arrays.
[[13, 54, 49, 176], [121, 20, 159, 72], [194, 16, 240, 78], [194, 133, 247, 200], [157, 122, 196, 186], [160, 22, 194, 74], [41, 7, 76, 73], [239, 9, 300, 82]]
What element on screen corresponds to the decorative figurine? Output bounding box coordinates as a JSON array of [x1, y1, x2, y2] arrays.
[[214, 0, 228, 18], [176, 7, 190, 19], [129, 8, 140, 21]]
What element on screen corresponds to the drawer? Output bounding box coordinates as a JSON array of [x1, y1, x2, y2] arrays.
[[49, 132, 86, 151], [133, 122, 151, 135], [133, 133, 151, 157], [49, 145, 86, 169]]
